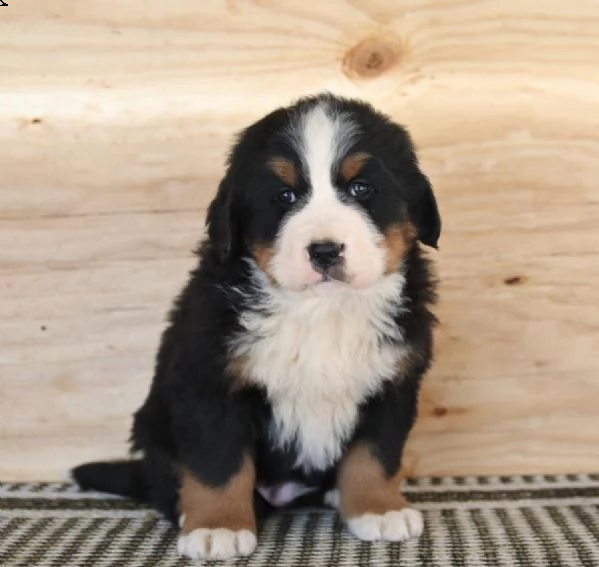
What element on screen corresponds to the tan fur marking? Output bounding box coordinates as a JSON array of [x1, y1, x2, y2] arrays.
[[225, 355, 250, 391], [338, 444, 410, 519], [253, 244, 275, 274], [268, 157, 297, 187], [394, 348, 414, 383], [339, 152, 370, 181], [252, 244, 277, 284], [179, 455, 256, 533], [382, 223, 416, 274]]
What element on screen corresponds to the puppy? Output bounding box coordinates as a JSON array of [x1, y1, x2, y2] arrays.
[[73, 93, 440, 561]]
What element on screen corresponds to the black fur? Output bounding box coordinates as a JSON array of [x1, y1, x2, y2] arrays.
[[72, 93, 440, 527]]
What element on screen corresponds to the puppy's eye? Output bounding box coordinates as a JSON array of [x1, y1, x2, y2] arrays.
[[277, 188, 297, 206], [348, 181, 374, 201]]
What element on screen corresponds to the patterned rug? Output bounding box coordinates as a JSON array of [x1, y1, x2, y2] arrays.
[[1, 475, 598, 566]]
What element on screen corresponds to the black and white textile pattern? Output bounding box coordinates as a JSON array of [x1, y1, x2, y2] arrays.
[[1, 475, 598, 566]]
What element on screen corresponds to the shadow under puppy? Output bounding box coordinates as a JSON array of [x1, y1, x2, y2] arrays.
[[73, 93, 441, 561]]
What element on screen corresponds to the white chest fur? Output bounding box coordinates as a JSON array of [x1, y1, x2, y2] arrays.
[[230, 269, 407, 472]]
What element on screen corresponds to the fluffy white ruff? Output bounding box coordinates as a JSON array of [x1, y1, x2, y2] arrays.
[[230, 266, 407, 473]]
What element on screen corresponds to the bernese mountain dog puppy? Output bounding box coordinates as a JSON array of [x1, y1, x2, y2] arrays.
[[73, 93, 441, 561]]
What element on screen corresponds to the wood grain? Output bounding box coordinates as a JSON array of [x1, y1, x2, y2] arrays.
[[1, 0, 599, 480]]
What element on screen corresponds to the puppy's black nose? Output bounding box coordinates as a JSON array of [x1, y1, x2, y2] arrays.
[[307, 241, 344, 271]]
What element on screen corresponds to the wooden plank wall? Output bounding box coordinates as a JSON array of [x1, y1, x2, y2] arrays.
[[1, 0, 599, 480]]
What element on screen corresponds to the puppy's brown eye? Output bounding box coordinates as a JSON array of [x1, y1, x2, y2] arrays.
[[277, 188, 297, 206], [349, 181, 373, 201]]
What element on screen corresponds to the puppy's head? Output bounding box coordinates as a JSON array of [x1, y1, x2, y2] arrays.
[[206, 94, 440, 291]]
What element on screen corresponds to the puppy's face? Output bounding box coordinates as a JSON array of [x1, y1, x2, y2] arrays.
[[207, 95, 440, 291]]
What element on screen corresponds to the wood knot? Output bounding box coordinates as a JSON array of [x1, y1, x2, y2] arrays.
[[504, 275, 527, 286], [343, 34, 403, 80], [432, 406, 448, 417]]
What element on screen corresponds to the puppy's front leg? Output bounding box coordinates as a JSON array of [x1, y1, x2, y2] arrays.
[[337, 381, 423, 542], [174, 396, 257, 561], [178, 455, 257, 561], [337, 444, 423, 542]]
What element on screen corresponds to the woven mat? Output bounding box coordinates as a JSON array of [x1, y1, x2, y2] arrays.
[[1, 475, 599, 567]]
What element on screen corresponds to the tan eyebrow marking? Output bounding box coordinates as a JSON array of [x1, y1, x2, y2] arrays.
[[339, 152, 370, 181], [268, 157, 297, 187]]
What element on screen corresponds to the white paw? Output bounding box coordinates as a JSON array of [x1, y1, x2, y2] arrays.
[[347, 508, 423, 542], [324, 489, 340, 509], [177, 528, 257, 560]]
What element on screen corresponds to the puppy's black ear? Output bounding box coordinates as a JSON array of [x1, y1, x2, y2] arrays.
[[204, 107, 290, 263], [206, 177, 237, 263], [382, 118, 441, 249], [410, 167, 441, 249]]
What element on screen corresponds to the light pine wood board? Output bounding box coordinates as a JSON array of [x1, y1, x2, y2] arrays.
[[1, 0, 599, 480]]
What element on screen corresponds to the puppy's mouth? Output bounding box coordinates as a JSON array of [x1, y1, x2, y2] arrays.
[[312, 265, 348, 285]]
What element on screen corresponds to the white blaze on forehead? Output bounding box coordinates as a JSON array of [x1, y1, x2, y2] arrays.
[[297, 103, 358, 201]]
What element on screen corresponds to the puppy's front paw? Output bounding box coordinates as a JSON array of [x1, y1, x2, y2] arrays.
[[177, 528, 257, 560], [347, 508, 423, 542]]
